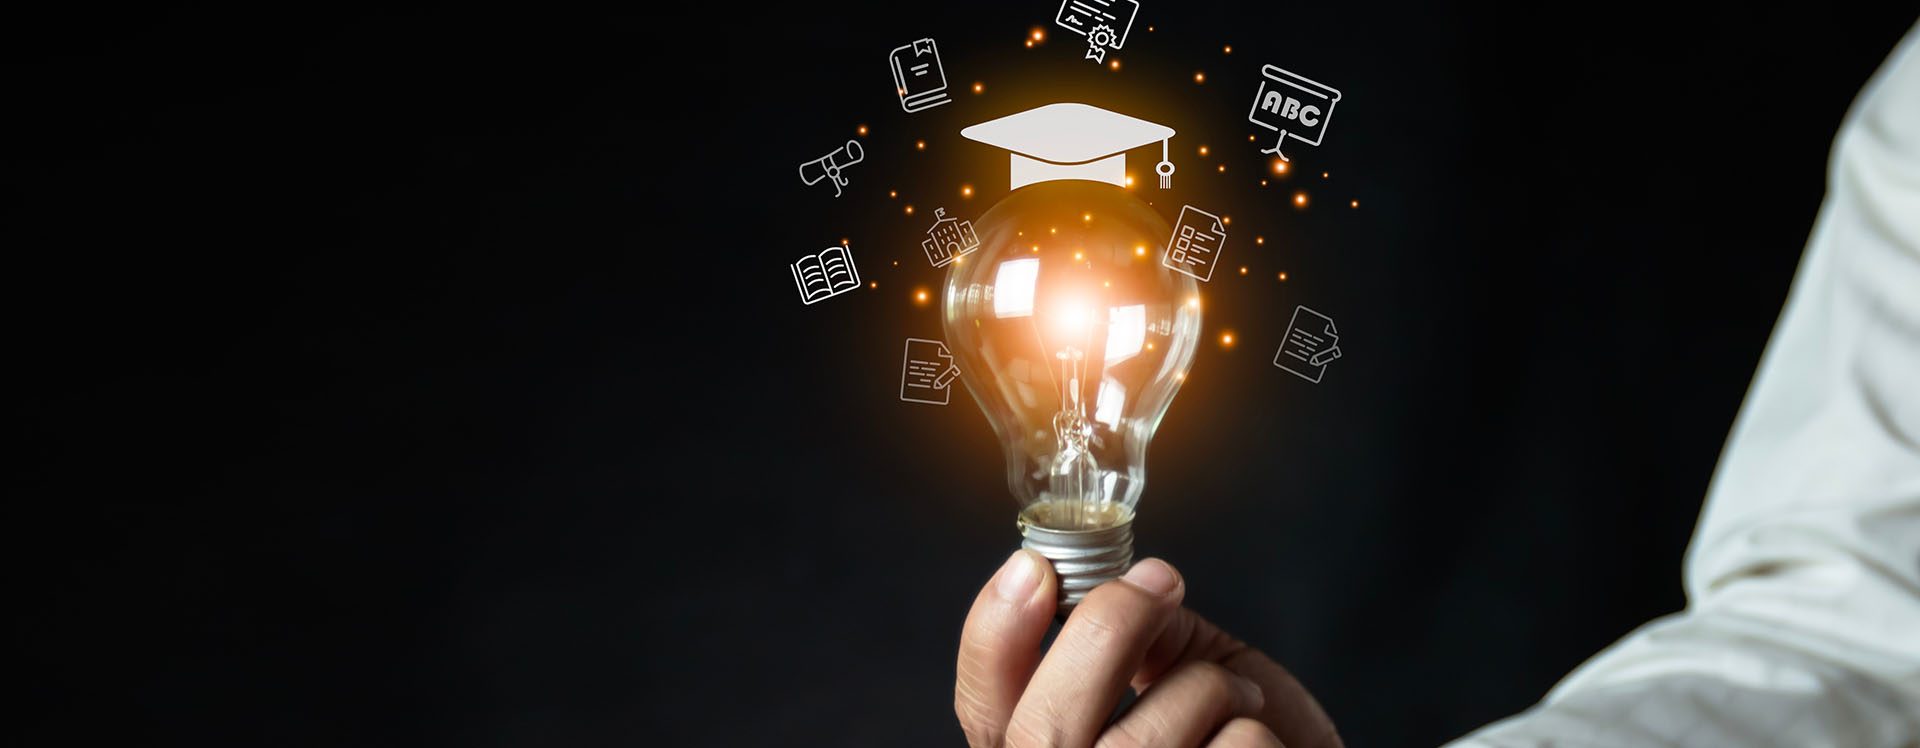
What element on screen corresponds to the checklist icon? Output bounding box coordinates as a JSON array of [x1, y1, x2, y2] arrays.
[[1163, 205, 1226, 282]]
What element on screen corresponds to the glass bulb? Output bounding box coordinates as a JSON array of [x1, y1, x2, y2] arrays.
[[942, 180, 1202, 606]]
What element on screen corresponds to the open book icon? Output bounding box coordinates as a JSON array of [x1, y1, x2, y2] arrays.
[[791, 245, 861, 305]]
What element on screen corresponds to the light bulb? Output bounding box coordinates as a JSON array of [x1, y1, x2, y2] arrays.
[[943, 180, 1202, 609]]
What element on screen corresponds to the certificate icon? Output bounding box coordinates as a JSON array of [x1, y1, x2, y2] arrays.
[[1162, 205, 1226, 282]]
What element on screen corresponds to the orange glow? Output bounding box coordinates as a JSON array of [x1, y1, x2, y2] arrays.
[[1025, 40, 1033, 48], [914, 288, 929, 305], [1109, 59, 1121, 70], [841, 238, 849, 245], [1224, 45, 1233, 53], [1134, 245, 1146, 256], [1272, 160, 1288, 174], [906, 205, 915, 214], [1193, 72, 1205, 83], [1187, 296, 1200, 309], [1222, 216, 1231, 225], [1260, 180, 1268, 186], [1256, 236, 1265, 245], [1351, 200, 1359, 208], [1248, 134, 1256, 141], [972, 82, 983, 93], [1322, 171, 1330, 178], [857, 125, 868, 136], [892, 260, 898, 266], [915, 140, 925, 150], [1277, 272, 1288, 281], [1146, 342, 1155, 350], [1125, 175, 1134, 187], [1239, 266, 1248, 275], [1293, 192, 1307, 207], [1217, 164, 1226, 172], [1032, 29, 1044, 41], [870, 281, 878, 288], [888, 190, 897, 198], [1073, 251, 1083, 260], [1174, 371, 1185, 381], [1221, 333, 1235, 347], [1198, 145, 1209, 156], [961, 185, 973, 197], [1083, 213, 1091, 221]]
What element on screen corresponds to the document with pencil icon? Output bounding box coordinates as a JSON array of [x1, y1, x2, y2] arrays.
[[1274, 306, 1342, 383]]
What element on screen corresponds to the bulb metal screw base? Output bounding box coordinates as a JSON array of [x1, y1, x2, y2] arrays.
[[1018, 514, 1135, 615]]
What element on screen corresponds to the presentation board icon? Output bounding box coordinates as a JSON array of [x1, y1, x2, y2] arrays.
[[921, 208, 979, 268], [889, 38, 951, 113], [1248, 64, 1341, 161], [792, 245, 861, 305], [901, 338, 961, 405], [1163, 205, 1226, 281], [1274, 305, 1342, 383], [1055, 0, 1139, 64], [798, 140, 865, 197]]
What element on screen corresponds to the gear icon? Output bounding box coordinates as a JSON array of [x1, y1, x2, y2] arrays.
[[1088, 24, 1118, 50]]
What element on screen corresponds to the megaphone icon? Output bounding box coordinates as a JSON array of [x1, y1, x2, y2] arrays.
[[798, 139, 865, 197]]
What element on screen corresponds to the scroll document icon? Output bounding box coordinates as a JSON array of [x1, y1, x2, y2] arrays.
[[1247, 64, 1341, 162], [798, 140, 865, 197]]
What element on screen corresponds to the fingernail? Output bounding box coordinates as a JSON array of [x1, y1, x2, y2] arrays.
[[1232, 675, 1266, 714], [995, 550, 1041, 603], [1121, 558, 1179, 596]]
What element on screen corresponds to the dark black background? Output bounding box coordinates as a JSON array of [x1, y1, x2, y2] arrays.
[[14, 2, 1915, 746]]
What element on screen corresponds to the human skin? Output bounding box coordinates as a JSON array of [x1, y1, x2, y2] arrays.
[[956, 551, 1342, 748]]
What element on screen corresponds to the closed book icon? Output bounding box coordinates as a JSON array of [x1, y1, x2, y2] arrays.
[[890, 38, 951, 113]]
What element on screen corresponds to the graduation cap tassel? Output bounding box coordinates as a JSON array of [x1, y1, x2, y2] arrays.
[[1156, 138, 1175, 189]]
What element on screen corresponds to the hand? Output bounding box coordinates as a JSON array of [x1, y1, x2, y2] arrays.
[[956, 551, 1341, 748]]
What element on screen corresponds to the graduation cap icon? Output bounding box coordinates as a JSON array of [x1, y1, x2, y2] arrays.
[[961, 103, 1177, 191]]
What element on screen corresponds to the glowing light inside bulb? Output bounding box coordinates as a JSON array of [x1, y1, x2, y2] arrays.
[[1187, 296, 1200, 309], [1106, 304, 1145, 364], [1134, 246, 1146, 256], [992, 258, 1039, 318]]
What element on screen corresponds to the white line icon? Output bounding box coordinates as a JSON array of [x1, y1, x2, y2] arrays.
[[798, 140, 865, 197], [1163, 205, 1226, 282], [1274, 306, 1342, 383], [901, 338, 961, 405], [1247, 64, 1341, 161], [959, 103, 1176, 190], [921, 208, 980, 268], [792, 245, 861, 305], [1055, 0, 1139, 64], [889, 39, 952, 113]]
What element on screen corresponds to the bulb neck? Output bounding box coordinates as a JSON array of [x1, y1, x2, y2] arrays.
[[1017, 512, 1135, 615]]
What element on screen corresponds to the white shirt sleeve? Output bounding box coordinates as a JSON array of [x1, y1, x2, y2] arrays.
[[1448, 24, 1920, 748]]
